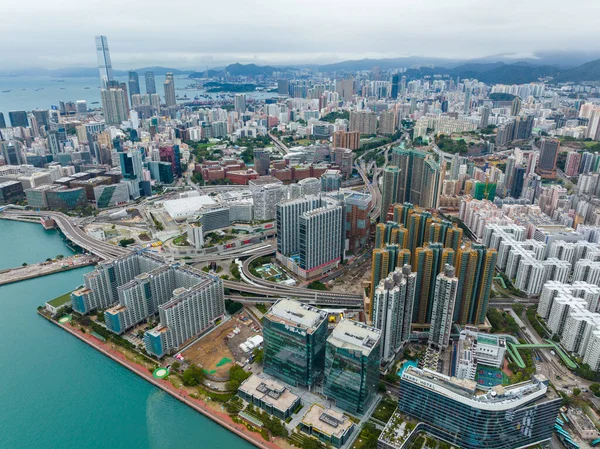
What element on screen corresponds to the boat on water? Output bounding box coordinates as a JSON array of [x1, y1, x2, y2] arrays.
[[91, 101, 99, 104], [34, 88, 44, 91], [60, 87, 65, 90], [83, 87, 90, 90], [2, 89, 11, 93]]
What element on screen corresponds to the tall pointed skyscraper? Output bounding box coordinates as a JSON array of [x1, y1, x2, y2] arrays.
[[95, 35, 113, 89]]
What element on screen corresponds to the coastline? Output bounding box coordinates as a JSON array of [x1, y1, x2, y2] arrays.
[[38, 310, 278, 449]]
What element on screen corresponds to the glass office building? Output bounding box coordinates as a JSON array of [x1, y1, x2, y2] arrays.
[[324, 320, 381, 415], [263, 299, 328, 388], [396, 366, 561, 449]]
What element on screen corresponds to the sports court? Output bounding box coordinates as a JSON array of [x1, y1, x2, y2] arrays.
[[475, 365, 509, 388]]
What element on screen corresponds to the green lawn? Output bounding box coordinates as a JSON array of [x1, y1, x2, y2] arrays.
[[47, 291, 72, 308], [372, 398, 397, 423]]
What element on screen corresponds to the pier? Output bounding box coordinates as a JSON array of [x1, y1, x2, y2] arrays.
[[0, 255, 99, 286]]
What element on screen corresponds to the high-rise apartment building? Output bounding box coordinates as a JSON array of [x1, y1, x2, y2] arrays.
[[414, 243, 454, 324], [380, 166, 400, 222], [349, 111, 377, 135], [391, 145, 441, 210], [372, 265, 416, 363], [324, 320, 381, 414], [263, 299, 329, 388], [511, 97, 522, 116], [95, 35, 113, 89], [100, 88, 128, 125], [163, 72, 176, 107], [145, 71, 156, 95], [277, 79, 289, 96], [379, 110, 397, 135], [428, 265, 458, 349], [454, 243, 498, 325], [394, 367, 560, 449], [234, 93, 246, 114], [335, 77, 354, 102], [332, 131, 360, 150]]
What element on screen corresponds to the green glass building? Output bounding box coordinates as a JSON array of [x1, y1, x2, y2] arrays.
[[263, 299, 328, 388], [324, 320, 381, 415]]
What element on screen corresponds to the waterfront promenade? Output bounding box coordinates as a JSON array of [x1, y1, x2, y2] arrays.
[[40, 312, 279, 449], [0, 255, 99, 286]]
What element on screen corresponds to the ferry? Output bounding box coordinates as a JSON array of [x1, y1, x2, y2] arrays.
[[1, 89, 10, 93]]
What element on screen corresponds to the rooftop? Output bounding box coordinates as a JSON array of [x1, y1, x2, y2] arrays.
[[301, 404, 353, 439], [327, 319, 381, 356], [239, 374, 299, 412], [265, 299, 327, 334]]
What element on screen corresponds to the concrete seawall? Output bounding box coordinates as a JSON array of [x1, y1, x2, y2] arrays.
[[38, 311, 278, 449]]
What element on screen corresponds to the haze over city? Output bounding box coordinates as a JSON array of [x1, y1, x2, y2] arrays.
[[2, 0, 600, 70]]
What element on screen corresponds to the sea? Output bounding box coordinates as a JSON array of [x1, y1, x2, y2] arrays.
[[0, 74, 277, 118], [0, 219, 253, 449]]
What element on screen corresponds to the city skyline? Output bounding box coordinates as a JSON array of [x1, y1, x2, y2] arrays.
[[1, 0, 600, 70]]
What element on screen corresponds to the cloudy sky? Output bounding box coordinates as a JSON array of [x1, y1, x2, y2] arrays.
[[1, 0, 599, 70]]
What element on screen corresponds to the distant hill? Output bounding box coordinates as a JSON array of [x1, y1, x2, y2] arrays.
[[556, 58, 600, 83], [225, 63, 278, 76]]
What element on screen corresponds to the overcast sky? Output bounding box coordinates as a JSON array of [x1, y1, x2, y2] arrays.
[[1, 0, 599, 70]]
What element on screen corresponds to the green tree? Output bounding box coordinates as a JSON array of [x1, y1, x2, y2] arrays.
[[573, 388, 581, 396], [227, 365, 251, 391], [182, 364, 206, 386], [252, 348, 264, 365]]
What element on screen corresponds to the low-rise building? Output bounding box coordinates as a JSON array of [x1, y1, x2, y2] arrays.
[[299, 405, 354, 448], [238, 374, 300, 420]]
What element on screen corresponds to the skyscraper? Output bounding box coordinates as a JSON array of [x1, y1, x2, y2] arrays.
[[428, 264, 458, 349], [380, 166, 400, 222], [163, 72, 176, 107], [414, 243, 454, 324], [263, 299, 329, 388], [234, 93, 246, 114], [390, 74, 400, 99], [536, 138, 560, 179], [95, 35, 113, 89], [391, 146, 441, 210], [100, 88, 128, 125], [511, 97, 522, 116], [0, 112, 5, 128], [372, 265, 416, 363], [324, 320, 381, 414], [253, 148, 270, 176], [128, 71, 140, 99], [8, 111, 28, 128], [145, 71, 156, 95]]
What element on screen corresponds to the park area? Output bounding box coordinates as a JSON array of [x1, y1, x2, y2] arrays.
[[181, 312, 260, 378]]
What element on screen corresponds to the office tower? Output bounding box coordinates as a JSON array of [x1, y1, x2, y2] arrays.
[[349, 111, 377, 135], [536, 138, 560, 178], [390, 74, 400, 99], [395, 367, 561, 449], [163, 72, 176, 107], [8, 110, 28, 128], [414, 243, 454, 324], [1, 141, 24, 165], [391, 146, 441, 209], [299, 204, 343, 273], [100, 88, 128, 125], [380, 166, 400, 222], [128, 71, 140, 99], [379, 110, 396, 135], [253, 148, 270, 175], [277, 196, 344, 279], [95, 35, 113, 89], [335, 77, 354, 102], [234, 93, 246, 114], [143, 265, 225, 358], [320, 170, 342, 192], [372, 265, 416, 363], [511, 97, 522, 116], [145, 71, 156, 94], [277, 79, 289, 95], [47, 130, 60, 156], [342, 190, 372, 253], [32, 109, 50, 131], [332, 131, 360, 150], [263, 299, 329, 388], [0, 112, 5, 128], [428, 264, 458, 349], [479, 106, 490, 128], [324, 320, 381, 414]]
